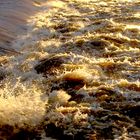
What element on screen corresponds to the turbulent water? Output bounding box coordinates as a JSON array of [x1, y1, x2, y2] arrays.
[[0, 0, 140, 139]]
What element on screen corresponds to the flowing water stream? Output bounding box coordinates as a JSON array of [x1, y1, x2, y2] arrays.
[[0, 0, 140, 139]]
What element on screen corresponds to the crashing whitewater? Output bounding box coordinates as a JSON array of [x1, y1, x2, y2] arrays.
[[0, 0, 140, 139]]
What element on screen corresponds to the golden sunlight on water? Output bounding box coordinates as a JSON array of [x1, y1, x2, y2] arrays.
[[0, 0, 140, 139]]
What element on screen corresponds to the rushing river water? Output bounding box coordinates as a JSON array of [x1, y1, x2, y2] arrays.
[[0, 0, 36, 54], [0, 0, 140, 139]]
